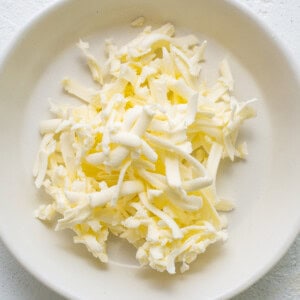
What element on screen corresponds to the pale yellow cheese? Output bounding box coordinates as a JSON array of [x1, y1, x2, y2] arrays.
[[33, 23, 256, 274]]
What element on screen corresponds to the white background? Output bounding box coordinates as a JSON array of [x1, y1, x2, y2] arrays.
[[0, 0, 299, 299]]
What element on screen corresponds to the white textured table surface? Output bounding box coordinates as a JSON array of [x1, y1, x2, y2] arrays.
[[0, 0, 299, 299]]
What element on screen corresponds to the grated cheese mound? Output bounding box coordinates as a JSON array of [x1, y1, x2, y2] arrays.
[[33, 23, 256, 274]]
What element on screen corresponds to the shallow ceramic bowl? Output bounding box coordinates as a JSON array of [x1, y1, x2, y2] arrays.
[[0, 0, 299, 299]]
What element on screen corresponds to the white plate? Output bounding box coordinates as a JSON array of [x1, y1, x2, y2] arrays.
[[0, 0, 299, 299]]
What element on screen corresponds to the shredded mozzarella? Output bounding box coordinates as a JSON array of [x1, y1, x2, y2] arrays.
[[33, 23, 256, 274]]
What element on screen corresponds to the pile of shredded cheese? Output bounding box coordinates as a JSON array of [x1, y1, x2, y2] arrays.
[[33, 23, 256, 274]]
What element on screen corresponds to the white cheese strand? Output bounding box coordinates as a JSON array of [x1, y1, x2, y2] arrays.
[[165, 187, 203, 211], [145, 133, 212, 183], [138, 169, 167, 191], [90, 180, 144, 207], [77, 40, 103, 85], [33, 134, 56, 188], [62, 78, 98, 103], [141, 141, 158, 162], [34, 150, 50, 188], [166, 233, 202, 274], [33, 133, 53, 177], [111, 161, 131, 206], [206, 142, 223, 180], [60, 132, 76, 178], [219, 59, 234, 91], [39, 119, 62, 134], [205, 146, 225, 183], [85, 152, 105, 165], [56, 202, 90, 230], [165, 155, 181, 188], [139, 192, 183, 239], [166, 77, 195, 100], [109, 106, 155, 168], [111, 132, 142, 148]]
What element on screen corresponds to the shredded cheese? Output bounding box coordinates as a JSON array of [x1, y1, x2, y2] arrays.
[[33, 23, 256, 274]]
